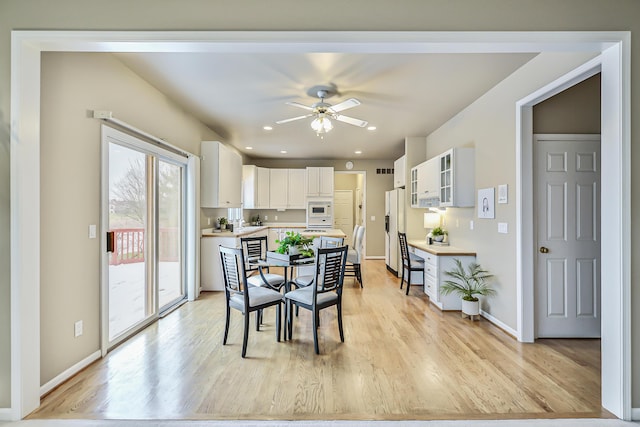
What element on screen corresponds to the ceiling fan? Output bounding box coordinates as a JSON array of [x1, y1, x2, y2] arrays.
[[276, 85, 368, 135]]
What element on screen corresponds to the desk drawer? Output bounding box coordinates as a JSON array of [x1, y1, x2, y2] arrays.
[[422, 252, 438, 267], [424, 275, 436, 298], [424, 263, 438, 280]]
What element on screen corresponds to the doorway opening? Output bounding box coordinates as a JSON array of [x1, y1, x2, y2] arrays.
[[335, 170, 366, 253]]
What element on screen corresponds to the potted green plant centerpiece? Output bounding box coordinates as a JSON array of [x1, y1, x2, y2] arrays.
[[440, 259, 495, 319], [275, 231, 314, 258]]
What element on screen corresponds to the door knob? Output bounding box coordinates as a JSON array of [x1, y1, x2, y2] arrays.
[[539, 246, 549, 254]]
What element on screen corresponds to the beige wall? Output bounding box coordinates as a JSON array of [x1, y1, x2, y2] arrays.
[[533, 74, 601, 134], [2, 0, 640, 412], [39, 52, 220, 385], [246, 159, 394, 257], [423, 52, 599, 330]]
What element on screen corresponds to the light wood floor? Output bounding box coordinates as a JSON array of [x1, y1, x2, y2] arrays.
[[29, 260, 609, 421]]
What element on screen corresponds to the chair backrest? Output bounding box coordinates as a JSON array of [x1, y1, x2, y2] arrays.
[[319, 235, 344, 248], [352, 224, 361, 246], [397, 232, 410, 266], [240, 236, 268, 273], [313, 246, 348, 296], [219, 245, 248, 305], [354, 226, 365, 259]]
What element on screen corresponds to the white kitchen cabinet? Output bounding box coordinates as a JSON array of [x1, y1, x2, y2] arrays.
[[242, 165, 270, 209], [306, 167, 333, 197], [413, 247, 475, 310], [439, 147, 475, 208], [411, 157, 440, 208], [270, 169, 306, 209], [200, 236, 236, 291], [288, 169, 307, 208], [200, 141, 242, 208], [200, 228, 269, 291], [269, 169, 289, 209], [394, 155, 406, 188]]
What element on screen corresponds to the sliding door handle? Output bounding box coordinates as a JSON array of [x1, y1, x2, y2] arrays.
[[106, 231, 115, 253]]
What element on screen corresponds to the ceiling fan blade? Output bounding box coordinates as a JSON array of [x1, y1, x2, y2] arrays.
[[335, 114, 368, 128], [329, 98, 361, 113], [285, 101, 314, 111], [276, 114, 313, 124]]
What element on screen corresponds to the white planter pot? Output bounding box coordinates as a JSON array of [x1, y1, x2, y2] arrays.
[[288, 246, 300, 256], [461, 299, 480, 316]]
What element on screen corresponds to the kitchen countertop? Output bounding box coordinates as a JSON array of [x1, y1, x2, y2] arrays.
[[300, 228, 346, 238], [201, 225, 346, 239], [408, 239, 476, 256], [201, 226, 268, 237]]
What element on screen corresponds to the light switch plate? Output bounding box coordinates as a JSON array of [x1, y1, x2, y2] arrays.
[[469, 220, 474, 230], [498, 222, 508, 234], [371, 216, 375, 221], [89, 224, 96, 239]]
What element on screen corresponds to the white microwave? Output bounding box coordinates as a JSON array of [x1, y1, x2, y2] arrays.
[[307, 201, 332, 217]]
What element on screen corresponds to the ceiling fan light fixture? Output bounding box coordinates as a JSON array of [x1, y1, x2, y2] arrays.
[[310, 114, 333, 134]]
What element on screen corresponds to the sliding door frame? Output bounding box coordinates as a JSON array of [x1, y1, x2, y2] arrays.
[[100, 125, 188, 353]]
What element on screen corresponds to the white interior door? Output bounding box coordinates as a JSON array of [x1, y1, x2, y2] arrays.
[[333, 190, 354, 243], [534, 134, 601, 338]]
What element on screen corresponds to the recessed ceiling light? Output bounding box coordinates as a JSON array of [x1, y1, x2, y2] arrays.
[[367, 126, 377, 131], [245, 146, 253, 150], [263, 126, 273, 131], [354, 150, 362, 154], [280, 150, 287, 154]]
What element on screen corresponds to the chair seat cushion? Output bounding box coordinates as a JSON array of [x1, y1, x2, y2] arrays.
[[230, 286, 283, 312], [247, 273, 285, 288], [347, 249, 360, 263], [285, 286, 338, 307], [408, 259, 425, 269], [293, 275, 314, 288]]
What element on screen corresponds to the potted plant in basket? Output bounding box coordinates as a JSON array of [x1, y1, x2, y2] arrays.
[[440, 259, 495, 319], [275, 231, 314, 258], [217, 217, 228, 230], [431, 226, 447, 243]]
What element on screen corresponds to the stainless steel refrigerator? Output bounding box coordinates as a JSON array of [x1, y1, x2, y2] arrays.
[[385, 188, 405, 276]]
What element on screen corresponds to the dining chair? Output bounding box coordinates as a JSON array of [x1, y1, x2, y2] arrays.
[[345, 225, 365, 287], [219, 245, 284, 358], [293, 235, 345, 288], [398, 232, 425, 296], [240, 236, 285, 291], [284, 245, 348, 354]]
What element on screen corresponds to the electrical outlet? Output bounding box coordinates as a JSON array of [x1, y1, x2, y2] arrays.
[[274, 215, 278, 221], [264, 215, 268, 221], [88, 224, 96, 239], [470, 220, 474, 230], [207, 218, 211, 225], [74, 320, 83, 338]]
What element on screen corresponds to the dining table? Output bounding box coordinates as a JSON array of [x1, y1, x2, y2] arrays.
[[248, 252, 315, 340]]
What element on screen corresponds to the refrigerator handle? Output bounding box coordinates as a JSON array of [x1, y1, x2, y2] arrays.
[[384, 215, 390, 233]]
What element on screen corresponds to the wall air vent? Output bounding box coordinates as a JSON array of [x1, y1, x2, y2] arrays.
[[376, 168, 394, 175]]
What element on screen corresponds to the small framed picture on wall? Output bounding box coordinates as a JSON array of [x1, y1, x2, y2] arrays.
[[478, 187, 495, 219]]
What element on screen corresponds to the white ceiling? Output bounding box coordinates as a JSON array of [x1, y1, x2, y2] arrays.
[[116, 52, 537, 160]]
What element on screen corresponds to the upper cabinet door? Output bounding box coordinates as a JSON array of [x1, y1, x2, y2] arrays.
[[438, 147, 475, 208], [287, 169, 306, 208], [269, 169, 288, 209], [201, 141, 242, 208], [306, 166, 333, 197], [394, 155, 406, 188]]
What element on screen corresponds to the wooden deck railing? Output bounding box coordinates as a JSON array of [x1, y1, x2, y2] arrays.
[[110, 227, 179, 265]]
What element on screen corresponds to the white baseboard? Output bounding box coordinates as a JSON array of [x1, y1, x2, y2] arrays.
[[40, 350, 101, 396], [632, 407, 640, 420], [480, 309, 518, 338], [365, 256, 385, 260], [0, 407, 15, 421]]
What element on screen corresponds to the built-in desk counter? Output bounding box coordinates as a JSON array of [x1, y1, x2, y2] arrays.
[[407, 240, 476, 311]]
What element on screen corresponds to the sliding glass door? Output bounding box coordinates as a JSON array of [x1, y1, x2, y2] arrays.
[[103, 126, 186, 347]]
